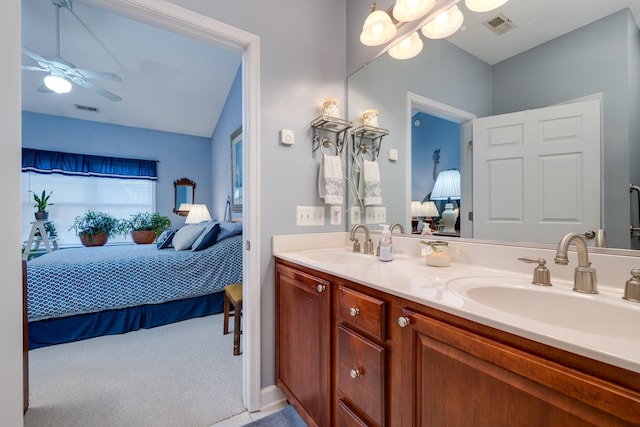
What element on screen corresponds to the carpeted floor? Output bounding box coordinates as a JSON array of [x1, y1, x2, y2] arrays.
[[241, 405, 307, 427], [24, 314, 245, 427]]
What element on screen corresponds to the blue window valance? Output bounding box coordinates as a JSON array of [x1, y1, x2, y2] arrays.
[[22, 148, 157, 180]]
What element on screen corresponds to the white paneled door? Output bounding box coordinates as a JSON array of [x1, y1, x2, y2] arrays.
[[472, 98, 601, 244]]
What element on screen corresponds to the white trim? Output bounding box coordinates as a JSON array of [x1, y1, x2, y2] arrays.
[[79, 0, 262, 412], [258, 385, 287, 412], [406, 92, 476, 238]]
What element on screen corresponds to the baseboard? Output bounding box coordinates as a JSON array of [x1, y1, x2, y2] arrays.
[[258, 385, 286, 411]]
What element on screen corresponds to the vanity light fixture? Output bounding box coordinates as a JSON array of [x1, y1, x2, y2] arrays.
[[388, 32, 423, 60], [360, 4, 397, 46], [44, 73, 72, 94], [421, 5, 464, 39], [465, 0, 510, 13], [393, 0, 436, 23], [431, 169, 461, 233]]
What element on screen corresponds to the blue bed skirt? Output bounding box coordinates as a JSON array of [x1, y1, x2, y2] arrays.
[[28, 291, 225, 349]]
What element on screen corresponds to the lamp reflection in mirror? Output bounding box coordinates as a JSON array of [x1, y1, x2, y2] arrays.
[[360, 5, 397, 46], [430, 169, 460, 233], [393, 0, 436, 22], [185, 204, 211, 224], [411, 200, 439, 233], [178, 203, 192, 212], [465, 0, 510, 13], [388, 32, 423, 60], [421, 5, 464, 39]]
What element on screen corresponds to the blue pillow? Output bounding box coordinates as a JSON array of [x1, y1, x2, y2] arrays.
[[217, 221, 242, 242], [156, 229, 177, 249], [192, 222, 220, 251]]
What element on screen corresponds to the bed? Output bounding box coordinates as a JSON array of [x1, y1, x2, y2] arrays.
[[26, 233, 243, 349]]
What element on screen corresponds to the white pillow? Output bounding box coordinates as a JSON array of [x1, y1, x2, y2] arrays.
[[172, 224, 205, 251]]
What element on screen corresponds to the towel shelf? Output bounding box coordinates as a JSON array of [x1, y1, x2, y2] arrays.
[[351, 125, 389, 161], [311, 115, 353, 158]]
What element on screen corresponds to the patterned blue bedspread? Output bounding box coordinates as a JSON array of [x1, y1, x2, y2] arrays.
[[26, 235, 243, 322]]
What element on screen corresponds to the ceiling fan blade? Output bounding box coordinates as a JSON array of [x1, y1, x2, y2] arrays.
[[74, 79, 122, 102], [22, 47, 49, 64], [37, 83, 55, 94], [74, 68, 122, 82], [22, 65, 47, 72]]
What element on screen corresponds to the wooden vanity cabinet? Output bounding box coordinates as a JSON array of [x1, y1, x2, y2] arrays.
[[275, 259, 640, 427], [275, 262, 332, 427]]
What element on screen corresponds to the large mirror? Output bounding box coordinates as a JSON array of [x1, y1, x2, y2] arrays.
[[347, 2, 640, 250]]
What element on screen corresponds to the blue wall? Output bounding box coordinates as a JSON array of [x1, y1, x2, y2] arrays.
[[22, 111, 212, 227], [210, 65, 242, 221], [411, 112, 460, 202]]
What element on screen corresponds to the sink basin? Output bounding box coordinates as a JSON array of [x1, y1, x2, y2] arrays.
[[447, 277, 640, 341], [299, 249, 376, 265]]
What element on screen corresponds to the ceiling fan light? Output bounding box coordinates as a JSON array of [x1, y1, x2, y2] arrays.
[[393, 0, 436, 22], [465, 0, 510, 13], [388, 32, 423, 60], [360, 9, 397, 46], [421, 5, 464, 39], [44, 74, 72, 94]]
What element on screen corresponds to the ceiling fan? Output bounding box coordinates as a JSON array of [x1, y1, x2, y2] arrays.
[[22, 0, 122, 102]]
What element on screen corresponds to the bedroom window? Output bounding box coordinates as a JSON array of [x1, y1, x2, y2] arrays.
[[21, 148, 157, 247]]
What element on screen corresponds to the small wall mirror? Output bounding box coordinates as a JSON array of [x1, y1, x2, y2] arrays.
[[173, 178, 195, 216], [230, 126, 243, 213]]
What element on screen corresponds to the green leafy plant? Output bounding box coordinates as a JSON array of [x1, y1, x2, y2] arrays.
[[69, 210, 125, 239], [125, 212, 172, 237], [32, 190, 54, 212]]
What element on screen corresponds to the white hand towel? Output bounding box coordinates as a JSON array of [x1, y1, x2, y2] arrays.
[[318, 154, 343, 205], [359, 159, 382, 206]]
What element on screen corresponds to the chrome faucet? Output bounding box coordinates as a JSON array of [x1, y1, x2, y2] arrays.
[[389, 223, 405, 234], [553, 233, 598, 294], [350, 224, 373, 255]]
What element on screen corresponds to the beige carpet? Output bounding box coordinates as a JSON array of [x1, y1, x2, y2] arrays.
[[24, 314, 245, 427]]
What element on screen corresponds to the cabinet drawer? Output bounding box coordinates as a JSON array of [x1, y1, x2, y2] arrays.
[[338, 286, 386, 341], [338, 325, 385, 426], [337, 400, 370, 427]]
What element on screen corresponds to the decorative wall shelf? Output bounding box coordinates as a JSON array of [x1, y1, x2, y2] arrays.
[[352, 125, 389, 161], [311, 115, 353, 157]]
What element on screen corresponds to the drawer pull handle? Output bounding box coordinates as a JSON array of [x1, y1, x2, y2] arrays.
[[349, 307, 360, 317], [316, 284, 326, 293], [397, 316, 411, 328], [349, 368, 361, 379]]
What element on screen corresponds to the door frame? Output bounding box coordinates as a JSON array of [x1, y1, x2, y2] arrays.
[[81, 0, 262, 411], [406, 92, 476, 237]]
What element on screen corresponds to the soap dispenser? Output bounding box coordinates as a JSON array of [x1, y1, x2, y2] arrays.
[[379, 224, 393, 262]]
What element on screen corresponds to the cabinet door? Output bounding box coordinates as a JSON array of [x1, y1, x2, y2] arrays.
[[398, 308, 639, 427], [275, 263, 331, 427]]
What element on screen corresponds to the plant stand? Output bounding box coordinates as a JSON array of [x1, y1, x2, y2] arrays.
[[23, 220, 58, 261]]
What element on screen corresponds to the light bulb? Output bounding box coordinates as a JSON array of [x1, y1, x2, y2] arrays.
[[388, 32, 423, 60], [421, 5, 464, 39], [44, 74, 72, 94], [360, 9, 397, 46]]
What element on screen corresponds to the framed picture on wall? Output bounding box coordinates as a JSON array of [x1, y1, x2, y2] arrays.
[[230, 126, 242, 213]]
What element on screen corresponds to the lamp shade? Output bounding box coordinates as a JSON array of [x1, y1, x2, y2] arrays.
[[465, 0, 510, 13], [411, 200, 439, 217], [430, 169, 461, 201], [178, 203, 193, 211], [393, 0, 436, 22], [185, 204, 211, 224], [421, 5, 464, 39], [360, 9, 397, 46], [388, 32, 423, 60]]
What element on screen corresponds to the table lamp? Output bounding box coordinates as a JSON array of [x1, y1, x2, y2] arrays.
[[430, 169, 460, 233]]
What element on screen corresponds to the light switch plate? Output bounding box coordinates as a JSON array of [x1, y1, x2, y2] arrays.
[[330, 206, 342, 225], [280, 129, 294, 145], [350, 206, 361, 224]]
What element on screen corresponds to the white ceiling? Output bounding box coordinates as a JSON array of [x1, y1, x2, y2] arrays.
[[21, 1, 640, 139], [21, 0, 242, 138]]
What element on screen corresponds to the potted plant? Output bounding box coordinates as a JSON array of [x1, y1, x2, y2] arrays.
[[32, 190, 54, 220], [69, 210, 124, 247], [125, 212, 172, 244]]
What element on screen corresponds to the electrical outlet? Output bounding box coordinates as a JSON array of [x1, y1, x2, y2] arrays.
[[330, 206, 342, 225]]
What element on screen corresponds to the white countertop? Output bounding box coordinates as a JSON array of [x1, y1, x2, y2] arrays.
[[273, 232, 640, 374]]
